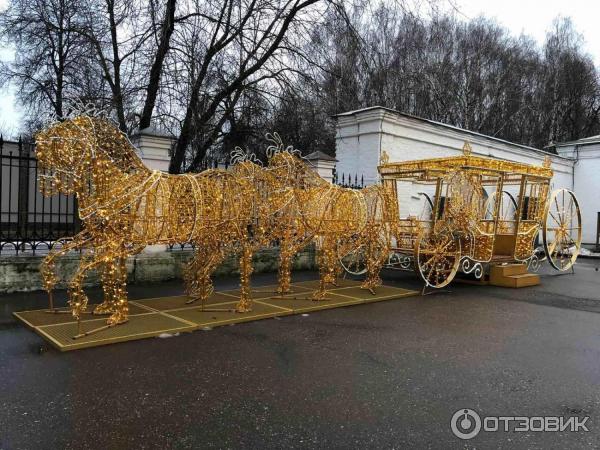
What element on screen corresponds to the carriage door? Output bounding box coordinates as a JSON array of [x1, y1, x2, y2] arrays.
[[514, 176, 548, 260]]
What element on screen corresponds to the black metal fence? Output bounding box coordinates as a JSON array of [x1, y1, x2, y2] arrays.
[[0, 142, 364, 255], [333, 170, 366, 189], [0, 138, 80, 255]]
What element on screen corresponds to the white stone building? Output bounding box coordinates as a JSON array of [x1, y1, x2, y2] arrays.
[[334, 106, 599, 246], [553, 135, 600, 247]]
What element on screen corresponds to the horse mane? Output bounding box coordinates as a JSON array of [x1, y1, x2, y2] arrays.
[[267, 152, 329, 189], [76, 115, 147, 174]]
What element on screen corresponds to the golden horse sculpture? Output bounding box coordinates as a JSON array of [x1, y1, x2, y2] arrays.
[[36, 116, 393, 338], [36, 116, 255, 337], [262, 148, 395, 299], [229, 138, 395, 299]]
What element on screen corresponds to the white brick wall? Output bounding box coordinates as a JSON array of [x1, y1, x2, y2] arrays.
[[557, 143, 600, 244]]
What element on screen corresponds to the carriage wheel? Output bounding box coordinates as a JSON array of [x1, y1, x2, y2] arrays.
[[484, 191, 517, 220], [415, 228, 461, 288], [338, 238, 367, 276], [543, 188, 582, 271]]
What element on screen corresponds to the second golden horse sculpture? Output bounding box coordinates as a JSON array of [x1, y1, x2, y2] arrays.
[[36, 115, 395, 338]]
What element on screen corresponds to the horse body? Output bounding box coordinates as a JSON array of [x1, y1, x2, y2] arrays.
[[224, 149, 395, 300]]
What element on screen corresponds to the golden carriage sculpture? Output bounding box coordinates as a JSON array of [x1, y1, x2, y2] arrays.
[[339, 143, 582, 289]]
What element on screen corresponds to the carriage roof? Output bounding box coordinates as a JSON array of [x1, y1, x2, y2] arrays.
[[378, 148, 553, 183]]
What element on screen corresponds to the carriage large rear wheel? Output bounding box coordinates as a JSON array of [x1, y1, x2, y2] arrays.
[[543, 188, 582, 271], [415, 227, 461, 288]]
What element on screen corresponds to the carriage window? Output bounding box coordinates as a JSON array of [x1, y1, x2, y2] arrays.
[[437, 196, 446, 219], [521, 197, 530, 220], [522, 195, 543, 221]]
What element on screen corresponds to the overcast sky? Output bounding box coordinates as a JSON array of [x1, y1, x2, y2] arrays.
[[450, 0, 600, 63], [0, 0, 598, 135]]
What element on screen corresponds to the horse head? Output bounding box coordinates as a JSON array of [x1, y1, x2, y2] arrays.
[[35, 115, 147, 199]]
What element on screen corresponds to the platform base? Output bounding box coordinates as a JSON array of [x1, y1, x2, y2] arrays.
[[14, 280, 418, 351]]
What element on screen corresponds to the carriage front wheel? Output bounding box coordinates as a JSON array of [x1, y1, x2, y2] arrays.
[[543, 188, 582, 271], [415, 228, 461, 288], [338, 236, 368, 276]]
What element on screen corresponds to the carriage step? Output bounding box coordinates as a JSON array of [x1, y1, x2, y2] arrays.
[[490, 263, 528, 277], [489, 265, 540, 288]]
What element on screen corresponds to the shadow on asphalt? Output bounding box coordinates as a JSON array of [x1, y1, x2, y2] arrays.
[[0, 261, 599, 448]]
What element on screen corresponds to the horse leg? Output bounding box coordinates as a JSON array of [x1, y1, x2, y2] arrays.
[[184, 244, 216, 304], [312, 237, 337, 301], [277, 239, 294, 295], [183, 251, 206, 304], [105, 256, 129, 326], [71, 255, 128, 339], [236, 244, 253, 313], [67, 254, 104, 324], [361, 233, 383, 295], [327, 238, 342, 288], [41, 255, 60, 311], [185, 244, 233, 312], [93, 258, 117, 315], [41, 234, 89, 313]]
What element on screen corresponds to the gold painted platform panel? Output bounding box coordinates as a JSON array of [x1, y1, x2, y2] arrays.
[[14, 280, 418, 351]]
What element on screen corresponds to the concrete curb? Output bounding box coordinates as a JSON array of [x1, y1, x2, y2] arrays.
[[0, 246, 317, 293]]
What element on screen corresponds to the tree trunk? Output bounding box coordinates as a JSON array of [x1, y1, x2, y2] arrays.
[[138, 0, 177, 130], [107, 0, 127, 132]]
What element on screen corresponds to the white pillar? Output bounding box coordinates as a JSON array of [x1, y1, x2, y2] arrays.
[[130, 127, 176, 173], [334, 108, 386, 186], [304, 151, 337, 183]]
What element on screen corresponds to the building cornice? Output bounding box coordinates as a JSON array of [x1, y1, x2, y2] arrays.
[[335, 106, 573, 164], [336, 107, 573, 171]]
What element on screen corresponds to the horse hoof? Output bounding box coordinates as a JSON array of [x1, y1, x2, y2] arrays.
[[93, 304, 112, 315], [106, 314, 129, 326]]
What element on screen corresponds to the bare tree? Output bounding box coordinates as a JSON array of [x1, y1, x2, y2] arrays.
[[1, 0, 599, 161], [75, 0, 155, 131], [312, 7, 600, 150], [138, 0, 177, 130], [166, 0, 322, 173], [0, 0, 95, 129]]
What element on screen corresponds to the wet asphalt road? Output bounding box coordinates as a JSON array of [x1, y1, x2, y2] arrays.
[[1, 261, 600, 449]]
